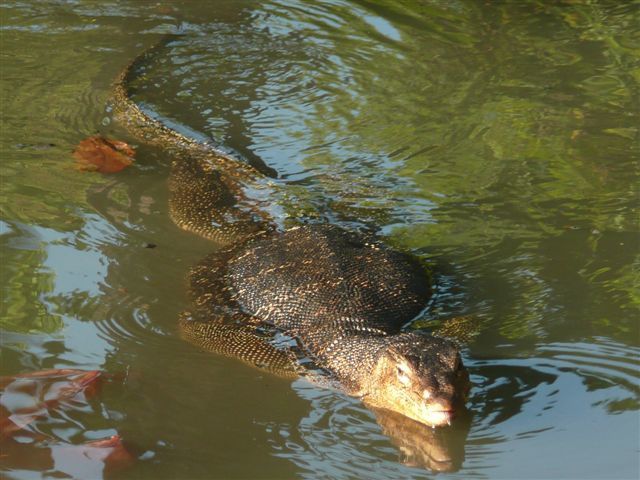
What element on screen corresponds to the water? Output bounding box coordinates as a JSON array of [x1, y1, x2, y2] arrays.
[[1, 1, 638, 478]]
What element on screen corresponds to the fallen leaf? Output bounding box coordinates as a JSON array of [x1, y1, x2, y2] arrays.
[[73, 135, 135, 173]]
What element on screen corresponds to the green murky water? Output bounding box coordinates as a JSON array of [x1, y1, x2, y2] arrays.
[[1, 1, 639, 478]]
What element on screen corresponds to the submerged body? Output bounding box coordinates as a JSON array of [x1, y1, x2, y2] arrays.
[[111, 35, 470, 427]]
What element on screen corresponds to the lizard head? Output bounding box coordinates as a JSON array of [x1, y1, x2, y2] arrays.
[[363, 333, 470, 427]]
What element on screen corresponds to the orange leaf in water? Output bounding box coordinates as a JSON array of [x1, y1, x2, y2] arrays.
[[73, 135, 135, 173]]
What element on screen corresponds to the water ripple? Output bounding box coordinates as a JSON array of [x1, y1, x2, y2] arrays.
[[264, 337, 639, 476]]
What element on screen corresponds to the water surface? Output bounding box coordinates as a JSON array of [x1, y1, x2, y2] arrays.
[[1, 1, 638, 478]]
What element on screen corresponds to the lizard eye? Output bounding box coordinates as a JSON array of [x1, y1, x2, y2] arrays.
[[396, 366, 411, 386]]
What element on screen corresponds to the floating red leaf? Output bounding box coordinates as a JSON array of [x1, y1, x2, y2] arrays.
[[73, 135, 135, 173]]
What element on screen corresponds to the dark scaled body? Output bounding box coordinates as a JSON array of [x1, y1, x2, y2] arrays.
[[111, 35, 470, 427], [227, 224, 430, 333], [181, 224, 469, 425]]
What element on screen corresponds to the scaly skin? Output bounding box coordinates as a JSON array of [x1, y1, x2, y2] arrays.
[[111, 35, 274, 246], [110, 36, 470, 428]]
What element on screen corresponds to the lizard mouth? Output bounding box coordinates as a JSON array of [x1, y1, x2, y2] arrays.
[[423, 408, 454, 427]]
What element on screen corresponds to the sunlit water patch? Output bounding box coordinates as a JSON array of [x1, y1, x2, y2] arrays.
[[465, 338, 639, 478], [1, 209, 176, 368], [264, 338, 639, 478], [1, 0, 638, 478]]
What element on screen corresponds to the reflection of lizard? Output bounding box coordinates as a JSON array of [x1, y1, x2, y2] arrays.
[[111, 35, 469, 428]]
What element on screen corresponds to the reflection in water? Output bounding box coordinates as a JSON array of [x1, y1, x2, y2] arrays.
[[265, 337, 639, 478], [0, 369, 135, 479], [463, 339, 640, 477], [262, 378, 472, 478], [1, 0, 639, 478], [472, 339, 640, 428], [370, 407, 472, 472], [1, 437, 133, 480]]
